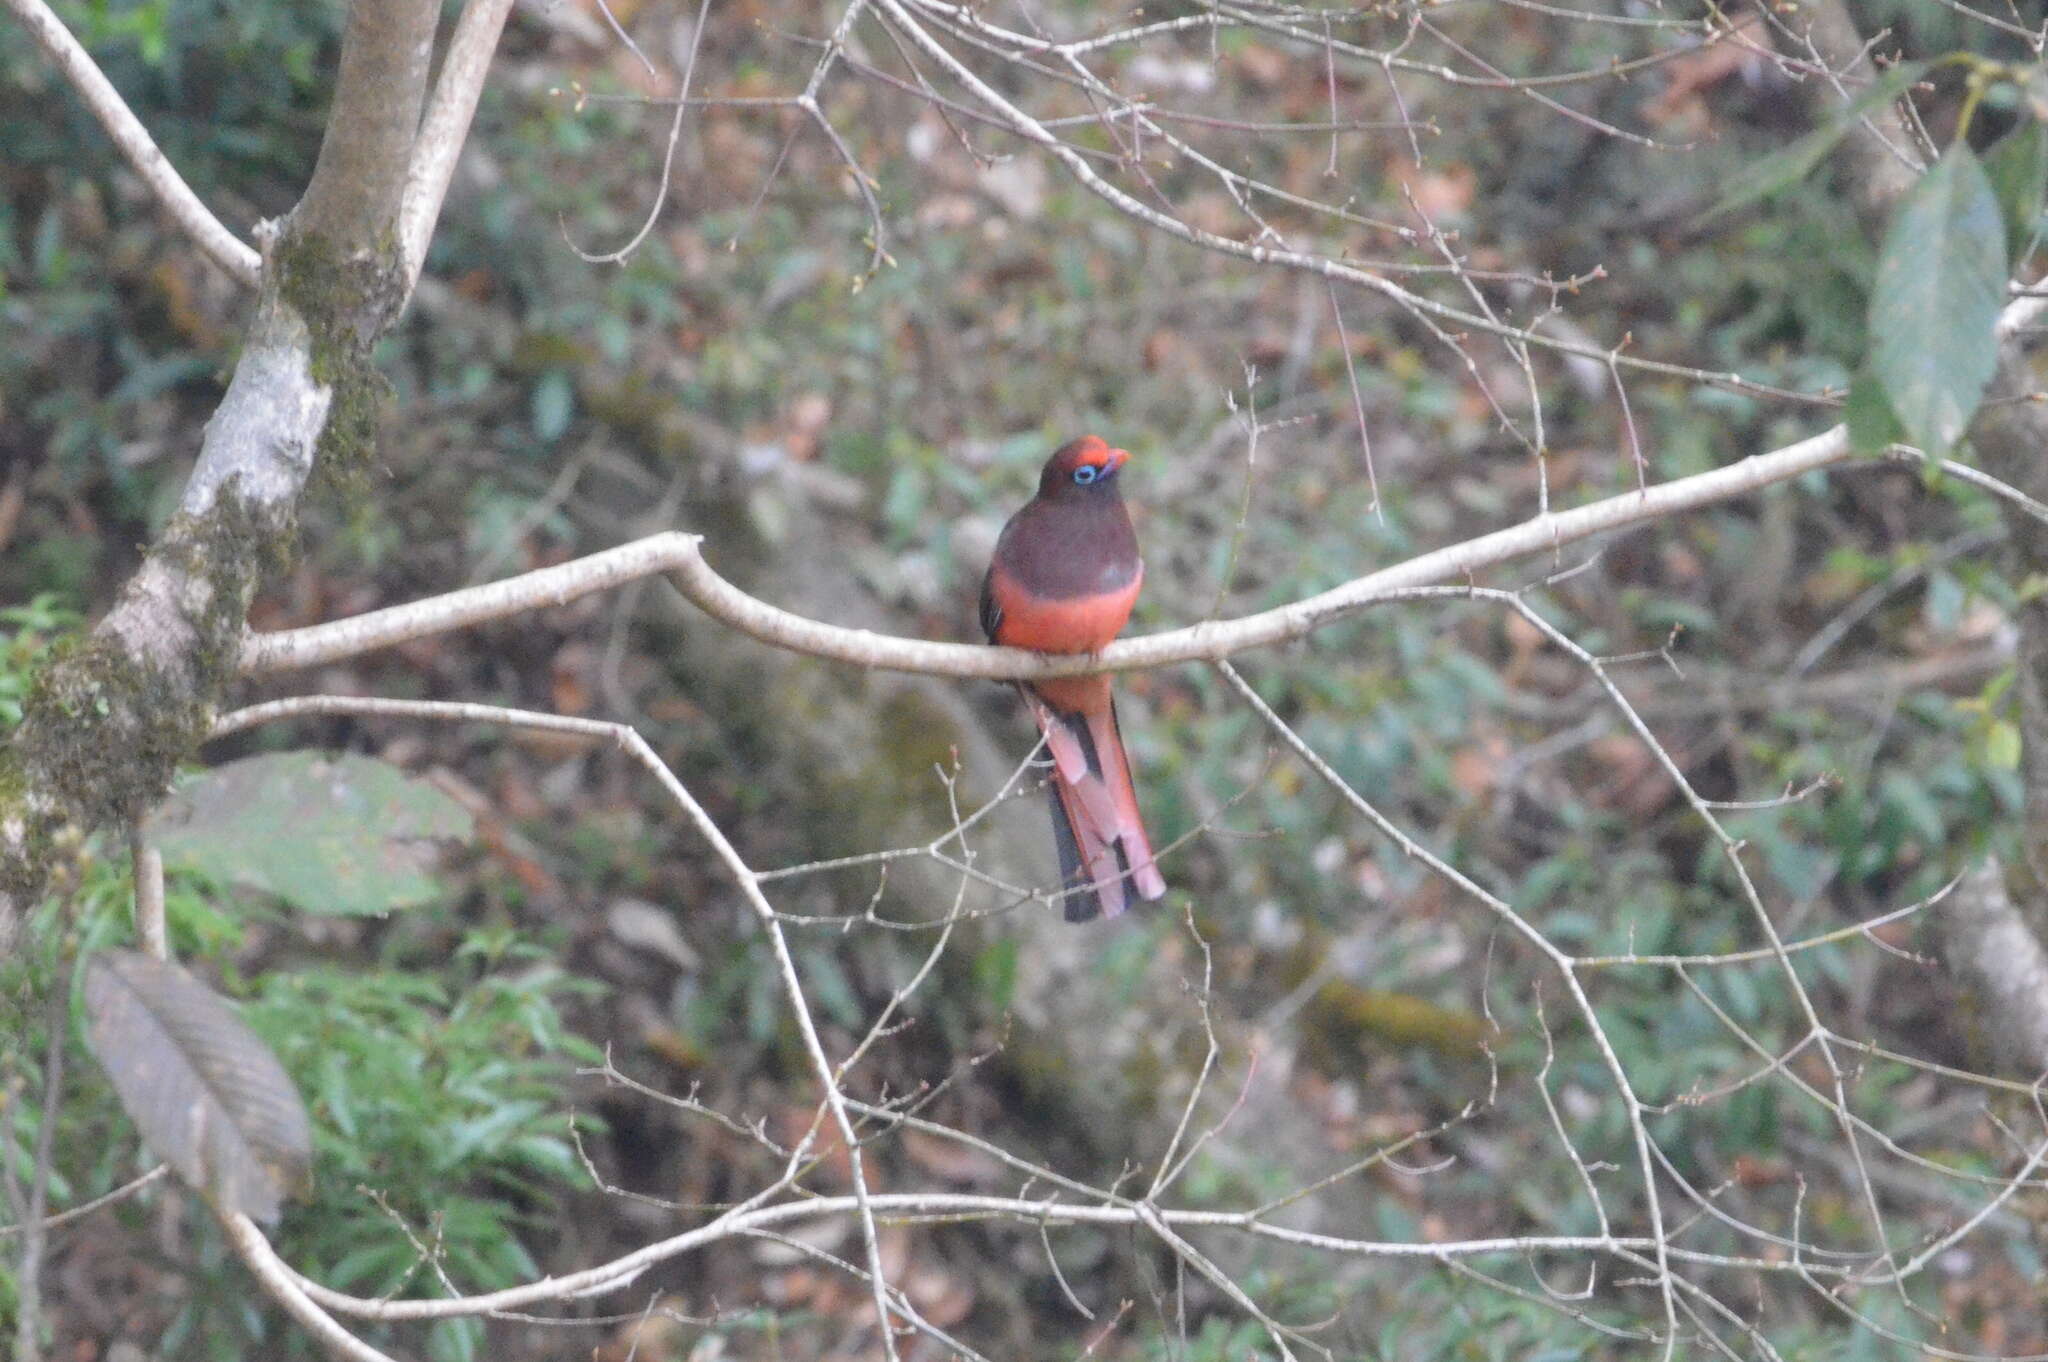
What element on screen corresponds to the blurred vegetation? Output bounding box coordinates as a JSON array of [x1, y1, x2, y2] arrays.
[[1, 572, 600, 1362], [0, 842, 600, 1362], [6, 0, 2048, 1356]]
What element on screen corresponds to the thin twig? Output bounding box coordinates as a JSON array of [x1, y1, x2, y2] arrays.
[[0, 1165, 170, 1240], [10, 985, 69, 1362], [129, 826, 167, 961]]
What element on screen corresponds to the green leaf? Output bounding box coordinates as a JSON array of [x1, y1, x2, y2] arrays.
[[1707, 60, 1929, 219], [1868, 142, 2007, 456], [1880, 771, 1947, 846], [973, 937, 1019, 1013], [148, 751, 474, 917], [1983, 117, 2047, 264], [1984, 719, 2023, 770], [1926, 568, 1966, 631], [429, 1317, 484, 1362], [1845, 368, 1903, 453], [530, 368, 574, 442]]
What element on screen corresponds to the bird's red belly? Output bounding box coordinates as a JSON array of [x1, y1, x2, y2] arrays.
[[989, 572, 1142, 655]]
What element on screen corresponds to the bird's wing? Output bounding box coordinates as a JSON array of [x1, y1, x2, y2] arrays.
[[978, 565, 1004, 643]]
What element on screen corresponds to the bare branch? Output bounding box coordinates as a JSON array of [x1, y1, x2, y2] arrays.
[[244, 424, 1856, 680], [129, 828, 166, 962], [398, 0, 517, 290], [0, 1165, 170, 1247], [8, 985, 68, 1362], [205, 693, 905, 1353], [564, 0, 714, 267], [221, 1212, 404, 1362]]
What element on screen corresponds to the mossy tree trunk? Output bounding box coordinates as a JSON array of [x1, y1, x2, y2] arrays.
[[0, 0, 441, 948]]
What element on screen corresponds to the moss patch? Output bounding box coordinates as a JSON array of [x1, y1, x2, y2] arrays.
[[1, 486, 293, 901], [20, 635, 202, 828], [274, 225, 399, 508]]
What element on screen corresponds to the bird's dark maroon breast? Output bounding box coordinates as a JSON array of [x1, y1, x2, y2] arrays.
[[995, 493, 1140, 602]]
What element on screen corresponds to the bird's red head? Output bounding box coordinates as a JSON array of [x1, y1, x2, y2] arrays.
[[1039, 435, 1130, 496]]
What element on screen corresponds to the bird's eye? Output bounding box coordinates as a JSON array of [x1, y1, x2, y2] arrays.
[[1072, 464, 1100, 485]]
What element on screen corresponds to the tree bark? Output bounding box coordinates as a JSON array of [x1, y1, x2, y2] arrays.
[[0, 0, 443, 949]]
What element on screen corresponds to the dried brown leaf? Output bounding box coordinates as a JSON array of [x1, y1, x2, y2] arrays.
[[84, 950, 312, 1224]]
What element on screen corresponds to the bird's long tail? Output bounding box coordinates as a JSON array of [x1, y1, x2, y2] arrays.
[[1026, 691, 1167, 921]]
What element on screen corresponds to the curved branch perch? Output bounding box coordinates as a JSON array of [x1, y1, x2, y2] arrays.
[[243, 423, 1854, 678]]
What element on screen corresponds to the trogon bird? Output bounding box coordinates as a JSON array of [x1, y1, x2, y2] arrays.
[[981, 435, 1167, 921]]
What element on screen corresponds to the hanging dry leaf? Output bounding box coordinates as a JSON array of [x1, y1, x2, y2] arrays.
[[84, 950, 313, 1224]]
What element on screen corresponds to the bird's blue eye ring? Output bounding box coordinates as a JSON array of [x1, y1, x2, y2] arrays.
[[1072, 464, 1100, 485]]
